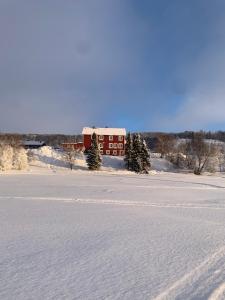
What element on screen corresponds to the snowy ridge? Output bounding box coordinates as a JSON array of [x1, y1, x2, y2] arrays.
[[29, 146, 175, 174]]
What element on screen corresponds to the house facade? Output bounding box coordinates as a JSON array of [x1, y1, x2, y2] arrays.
[[82, 127, 126, 156]]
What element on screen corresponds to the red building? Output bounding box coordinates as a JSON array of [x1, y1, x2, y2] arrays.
[[61, 142, 84, 152], [82, 127, 126, 156]]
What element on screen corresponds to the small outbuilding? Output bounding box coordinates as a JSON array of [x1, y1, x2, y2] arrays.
[[23, 140, 46, 149]]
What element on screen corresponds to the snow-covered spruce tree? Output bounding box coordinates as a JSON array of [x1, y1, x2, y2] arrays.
[[124, 132, 133, 170], [13, 147, 28, 170], [131, 133, 143, 173], [140, 138, 151, 173], [86, 132, 102, 170]]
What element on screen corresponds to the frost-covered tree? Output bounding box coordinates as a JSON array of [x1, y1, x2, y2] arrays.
[[131, 134, 143, 173], [124, 132, 133, 170], [64, 149, 77, 170], [0, 145, 14, 171], [140, 138, 151, 173], [156, 134, 175, 158], [86, 133, 102, 170], [187, 132, 216, 175], [13, 147, 28, 170]]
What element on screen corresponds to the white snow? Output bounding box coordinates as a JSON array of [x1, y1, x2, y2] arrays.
[[1, 169, 225, 299], [151, 157, 175, 172], [28, 146, 174, 174], [2, 147, 225, 299], [82, 127, 126, 136]]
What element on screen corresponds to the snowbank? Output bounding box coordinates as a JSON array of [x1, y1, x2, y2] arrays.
[[29, 146, 176, 174], [151, 157, 175, 172]]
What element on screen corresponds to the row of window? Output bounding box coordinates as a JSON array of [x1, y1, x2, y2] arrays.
[[98, 135, 123, 141], [100, 150, 125, 155], [99, 143, 123, 149]]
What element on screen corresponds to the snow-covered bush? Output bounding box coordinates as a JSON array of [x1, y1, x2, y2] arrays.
[[0, 145, 14, 171], [0, 145, 28, 171], [13, 147, 28, 170]]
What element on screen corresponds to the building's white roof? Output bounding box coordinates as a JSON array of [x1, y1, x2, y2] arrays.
[[82, 127, 126, 136]]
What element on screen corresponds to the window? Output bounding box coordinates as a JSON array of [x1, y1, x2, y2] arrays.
[[109, 143, 113, 149], [119, 150, 125, 156], [113, 143, 117, 149], [118, 136, 123, 141], [113, 150, 117, 155], [106, 150, 110, 155], [109, 135, 113, 141], [99, 135, 104, 141], [118, 143, 123, 149], [99, 143, 103, 149]]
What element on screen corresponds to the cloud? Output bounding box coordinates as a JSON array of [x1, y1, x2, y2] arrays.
[[2, 0, 225, 133], [0, 0, 147, 133], [160, 1, 225, 131]]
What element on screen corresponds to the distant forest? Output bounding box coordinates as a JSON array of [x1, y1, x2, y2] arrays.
[[1, 131, 225, 150]]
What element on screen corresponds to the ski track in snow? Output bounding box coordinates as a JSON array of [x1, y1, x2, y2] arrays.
[[154, 246, 225, 300], [1, 196, 225, 210], [208, 282, 225, 300], [2, 170, 225, 299]]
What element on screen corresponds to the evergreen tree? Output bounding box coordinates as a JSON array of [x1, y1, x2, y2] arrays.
[[86, 133, 102, 170], [124, 132, 133, 170], [140, 139, 151, 173], [131, 133, 143, 173]]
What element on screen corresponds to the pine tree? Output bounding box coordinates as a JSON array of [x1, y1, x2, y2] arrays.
[[124, 132, 133, 170], [86, 133, 102, 170], [131, 133, 143, 173], [140, 139, 151, 173]]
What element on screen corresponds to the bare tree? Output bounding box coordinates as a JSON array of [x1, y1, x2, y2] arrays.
[[155, 134, 175, 158], [217, 144, 225, 172], [0, 134, 22, 147], [64, 149, 78, 170], [188, 132, 217, 175]]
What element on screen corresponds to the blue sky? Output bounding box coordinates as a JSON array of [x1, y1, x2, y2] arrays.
[[1, 0, 225, 133]]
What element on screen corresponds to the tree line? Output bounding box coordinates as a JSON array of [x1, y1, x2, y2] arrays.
[[154, 131, 219, 175]]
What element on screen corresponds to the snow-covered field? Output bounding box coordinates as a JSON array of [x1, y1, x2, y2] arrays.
[[1, 166, 225, 299]]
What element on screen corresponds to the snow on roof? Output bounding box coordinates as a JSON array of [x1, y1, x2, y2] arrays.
[[82, 127, 126, 136]]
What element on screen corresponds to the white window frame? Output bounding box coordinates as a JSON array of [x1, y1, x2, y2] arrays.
[[99, 135, 104, 141], [109, 143, 113, 149], [119, 150, 125, 156], [109, 135, 113, 141], [113, 150, 117, 155], [99, 143, 103, 149], [118, 136, 123, 141], [118, 143, 123, 149], [106, 150, 110, 155], [113, 143, 117, 149]]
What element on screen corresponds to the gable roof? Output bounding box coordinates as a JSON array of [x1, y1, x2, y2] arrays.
[[82, 127, 126, 136]]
